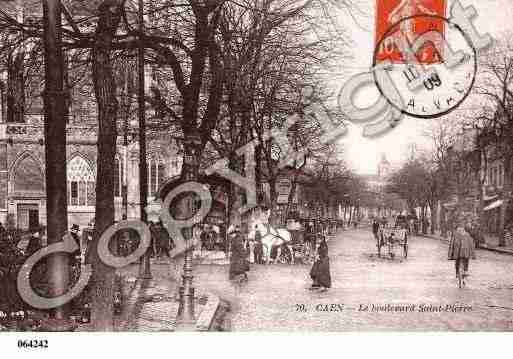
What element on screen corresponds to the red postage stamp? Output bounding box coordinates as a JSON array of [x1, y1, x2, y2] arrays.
[[375, 0, 447, 64]]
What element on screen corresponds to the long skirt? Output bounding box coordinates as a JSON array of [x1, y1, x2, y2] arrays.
[[310, 256, 331, 288], [229, 253, 249, 280]]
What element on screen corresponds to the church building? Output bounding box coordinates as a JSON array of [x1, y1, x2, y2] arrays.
[[0, 115, 181, 230]]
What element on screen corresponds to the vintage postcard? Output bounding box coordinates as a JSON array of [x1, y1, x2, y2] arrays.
[[0, 0, 512, 347]]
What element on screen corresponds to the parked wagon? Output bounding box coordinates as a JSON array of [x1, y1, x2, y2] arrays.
[[378, 228, 408, 259], [275, 228, 306, 264]]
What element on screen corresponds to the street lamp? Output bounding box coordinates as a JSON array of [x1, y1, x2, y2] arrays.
[[176, 133, 202, 327]]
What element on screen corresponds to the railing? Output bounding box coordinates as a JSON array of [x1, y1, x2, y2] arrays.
[[0, 123, 97, 143]]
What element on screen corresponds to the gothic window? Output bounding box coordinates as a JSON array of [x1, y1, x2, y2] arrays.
[[68, 156, 95, 207], [147, 155, 166, 197], [13, 154, 44, 193]]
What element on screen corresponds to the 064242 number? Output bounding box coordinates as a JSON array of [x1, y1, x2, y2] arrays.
[[17, 340, 48, 349]]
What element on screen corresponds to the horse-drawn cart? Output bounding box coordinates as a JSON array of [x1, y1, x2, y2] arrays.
[[378, 228, 408, 259], [274, 229, 306, 264]]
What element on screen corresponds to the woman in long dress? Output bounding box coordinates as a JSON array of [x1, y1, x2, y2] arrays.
[[228, 225, 249, 281], [309, 239, 331, 292]]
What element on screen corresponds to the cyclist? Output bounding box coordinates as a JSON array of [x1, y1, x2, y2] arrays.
[[448, 215, 475, 283]]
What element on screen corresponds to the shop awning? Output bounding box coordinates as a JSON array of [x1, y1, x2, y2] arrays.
[[484, 199, 503, 211]]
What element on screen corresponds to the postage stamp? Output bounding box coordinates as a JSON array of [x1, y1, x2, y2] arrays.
[[373, 1, 477, 119], [375, 0, 447, 64]]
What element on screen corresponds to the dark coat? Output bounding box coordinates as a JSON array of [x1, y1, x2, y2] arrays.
[[448, 230, 476, 260], [26, 235, 42, 256], [372, 221, 380, 234], [158, 226, 172, 250], [229, 233, 249, 280], [310, 240, 331, 288], [70, 232, 81, 256]]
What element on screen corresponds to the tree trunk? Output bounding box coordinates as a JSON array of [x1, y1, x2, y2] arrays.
[[285, 173, 299, 219], [429, 203, 436, 235], [228, 154, 244, 229], [42, 0, 69, 320], [441, 204, 448, 238], [88, 0, 123, 331], [255, 144, 264, 204], [422, 206, 428, 234], [268, 178, 278, 224]]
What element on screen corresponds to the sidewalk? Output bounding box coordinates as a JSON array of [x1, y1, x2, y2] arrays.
[[422, 231, 513, 256], [83, 258, 229, 332], [111, 228, 352, 331]]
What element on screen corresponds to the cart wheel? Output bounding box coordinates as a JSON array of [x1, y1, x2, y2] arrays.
[[278, 246, 292, 264]]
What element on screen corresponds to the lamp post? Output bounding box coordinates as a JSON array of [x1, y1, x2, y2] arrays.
[[176, 133, 202, 327]]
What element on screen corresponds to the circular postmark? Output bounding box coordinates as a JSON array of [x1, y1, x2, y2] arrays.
[[372, 14, 477, 119]]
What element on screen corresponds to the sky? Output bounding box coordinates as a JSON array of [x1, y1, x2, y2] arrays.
[[332, 0, 513, 175]]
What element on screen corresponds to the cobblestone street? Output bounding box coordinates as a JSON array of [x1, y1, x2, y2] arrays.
[[126, 229, 513, 331], [119, 229, 513, 331]]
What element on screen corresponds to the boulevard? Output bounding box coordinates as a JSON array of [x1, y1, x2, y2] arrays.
[[120, 228, 513, 331]]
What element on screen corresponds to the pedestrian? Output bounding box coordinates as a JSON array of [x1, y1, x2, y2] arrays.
[[26, 227, 42, 257], [70, 224, 82, 266], [200, 225, 208, 253], [309, 239, 331, 292], [70, 224, 81, 254], [253, 228, 263, 264], [448, 214, 476, 281], [372, 219, 380, 245], [158, 221, 172, 258], [228, 225, 249, 281]]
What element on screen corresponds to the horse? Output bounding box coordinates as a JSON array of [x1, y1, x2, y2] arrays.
[[247, 219, 293, 265]]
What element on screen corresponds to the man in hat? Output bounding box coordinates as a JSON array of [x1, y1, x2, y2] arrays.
[[26, 226, 43, 257], [70, 224, 81, 259]]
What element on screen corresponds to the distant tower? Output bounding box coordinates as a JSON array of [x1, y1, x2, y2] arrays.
[[408, 143, 417, 161], [378, 153, 391, 178]]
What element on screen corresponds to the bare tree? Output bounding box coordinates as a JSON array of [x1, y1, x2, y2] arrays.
[[471, 35, 513, 245]]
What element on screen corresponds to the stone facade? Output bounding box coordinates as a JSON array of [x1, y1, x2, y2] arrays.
[[0, 120, 182, 230]]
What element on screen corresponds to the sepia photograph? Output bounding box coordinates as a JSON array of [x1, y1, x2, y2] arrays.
[[0, 0, 512, 347]]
